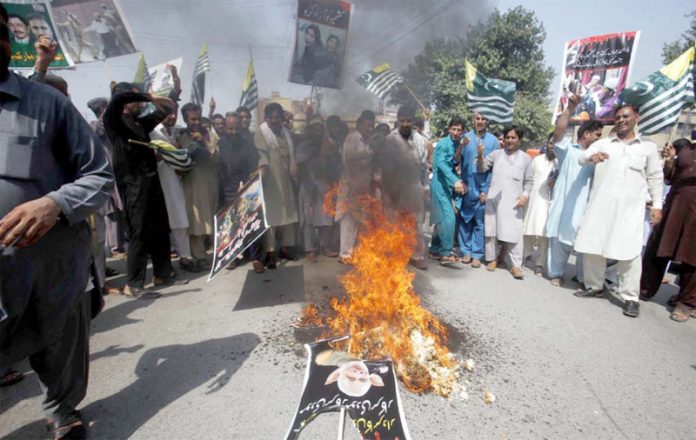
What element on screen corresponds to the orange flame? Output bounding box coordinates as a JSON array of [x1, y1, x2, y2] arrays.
[[306, 189, 460, 396]]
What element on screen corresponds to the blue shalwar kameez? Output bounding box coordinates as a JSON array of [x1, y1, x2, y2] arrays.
[[545, 137, 594, 280], [458, 131, 499, 260]]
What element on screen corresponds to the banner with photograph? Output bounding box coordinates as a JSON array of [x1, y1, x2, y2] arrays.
[[51, 0, 137, 63], [209, 174, 269, 281], [3, 0, 73, 69], [285, 337, 411, 440], [552, 31, 640, 125], [147, 57, 182, 97], [288, 0, 352, 89]]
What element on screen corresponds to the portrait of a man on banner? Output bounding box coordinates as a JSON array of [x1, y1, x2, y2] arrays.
[[3, 0, 73, 68], [288, 0, 352, 89]]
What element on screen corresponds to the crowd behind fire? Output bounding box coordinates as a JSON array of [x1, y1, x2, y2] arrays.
[[1, 5, 695, 437]]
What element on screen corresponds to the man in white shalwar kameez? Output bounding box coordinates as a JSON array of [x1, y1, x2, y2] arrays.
[[573, 104, 663, 318], [150, 108, 196, 272], [545, 94, 604, 287], [522, 136, 557, 274]]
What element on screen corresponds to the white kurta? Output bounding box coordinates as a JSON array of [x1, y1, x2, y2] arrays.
[[523, 154, 556, 236], [481, 149, 533, 243], [151, 124, 189, 230], [574, 136, 663, 261]]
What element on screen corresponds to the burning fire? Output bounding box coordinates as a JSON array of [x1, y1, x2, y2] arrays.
[[301, 189, 461, 397]]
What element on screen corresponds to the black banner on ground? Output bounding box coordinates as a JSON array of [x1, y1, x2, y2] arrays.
[[285, 337, 411, 440]]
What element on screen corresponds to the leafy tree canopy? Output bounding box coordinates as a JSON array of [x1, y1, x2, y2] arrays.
[[390, 6, 555, 144]]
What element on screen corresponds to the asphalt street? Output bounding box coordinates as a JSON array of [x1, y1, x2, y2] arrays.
[[1, 253, 695, 439]]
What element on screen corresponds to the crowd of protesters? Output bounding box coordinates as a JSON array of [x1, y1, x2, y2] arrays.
[[1, 4, 695, 436], [428, 94, 694, 324]]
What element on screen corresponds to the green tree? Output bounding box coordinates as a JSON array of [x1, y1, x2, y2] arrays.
[[391, 6, 554, 144], [662, 10, 696, 64]]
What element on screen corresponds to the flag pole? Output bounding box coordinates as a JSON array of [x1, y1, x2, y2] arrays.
[[666, 112, 682, 145], [401, 80, 427, 114]]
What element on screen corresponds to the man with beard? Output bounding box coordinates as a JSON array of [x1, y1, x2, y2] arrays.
[[178, 103, 219, 271], [104, 82, 185, 297], [150, 105, 198, 272], [574, 104, 663, 318], [379, 105, 429, 270], [429, 118, 466, 263], [0, 5, 114, 436], [336, 110, 376, 264], [522, 134, 557, 275], [256, 103, 299, 266], [545, 94, 603, 287], [217, 111, 263, 272]]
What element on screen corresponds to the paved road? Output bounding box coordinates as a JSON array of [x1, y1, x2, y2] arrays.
[[2, 254, 695, 439]]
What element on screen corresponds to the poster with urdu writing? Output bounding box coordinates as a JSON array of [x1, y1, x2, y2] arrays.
[[552, 31, 641, 125]]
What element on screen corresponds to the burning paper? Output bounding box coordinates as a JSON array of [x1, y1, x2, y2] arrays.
[[301, 193, 463, 397]]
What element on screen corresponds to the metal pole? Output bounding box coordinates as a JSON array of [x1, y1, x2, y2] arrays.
[[336, 407, 346, 440]]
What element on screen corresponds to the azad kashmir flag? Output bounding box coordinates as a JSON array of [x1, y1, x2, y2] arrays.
[[356, 63, 403, 99], [465, 60, 516, 124], [191, 44, 210, 105], [621, 45, 695, 135], [239, 58, 258, 111]]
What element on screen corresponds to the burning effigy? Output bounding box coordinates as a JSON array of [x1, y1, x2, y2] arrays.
[[298, 192, 464, 398]]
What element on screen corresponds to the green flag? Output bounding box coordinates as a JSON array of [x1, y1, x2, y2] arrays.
[[621, 45, 695, 134], [133, 53, 154, 92], [465, 60, 516, 124]]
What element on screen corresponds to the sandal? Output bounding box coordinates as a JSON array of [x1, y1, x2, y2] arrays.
[[45, 411, 86, 440], [0, 369, 24, 387], [670, 304, 692, 322], [439, 255, 458, 265]]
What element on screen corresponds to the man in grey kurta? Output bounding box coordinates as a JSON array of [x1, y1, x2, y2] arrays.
[[0, 6, 113, 434], [255, 103, 299, 265], [478, 127, 533, 279]]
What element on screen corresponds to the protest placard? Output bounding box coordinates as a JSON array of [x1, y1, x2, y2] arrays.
[[288, 0, 352, 89], [3, 0, 73, 69], [209, 174, 269, 281], [148, 57, 182, 97], [51, 0, 136, 63], [552, 31, 640, 124], [285, 337, 411, 440]]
